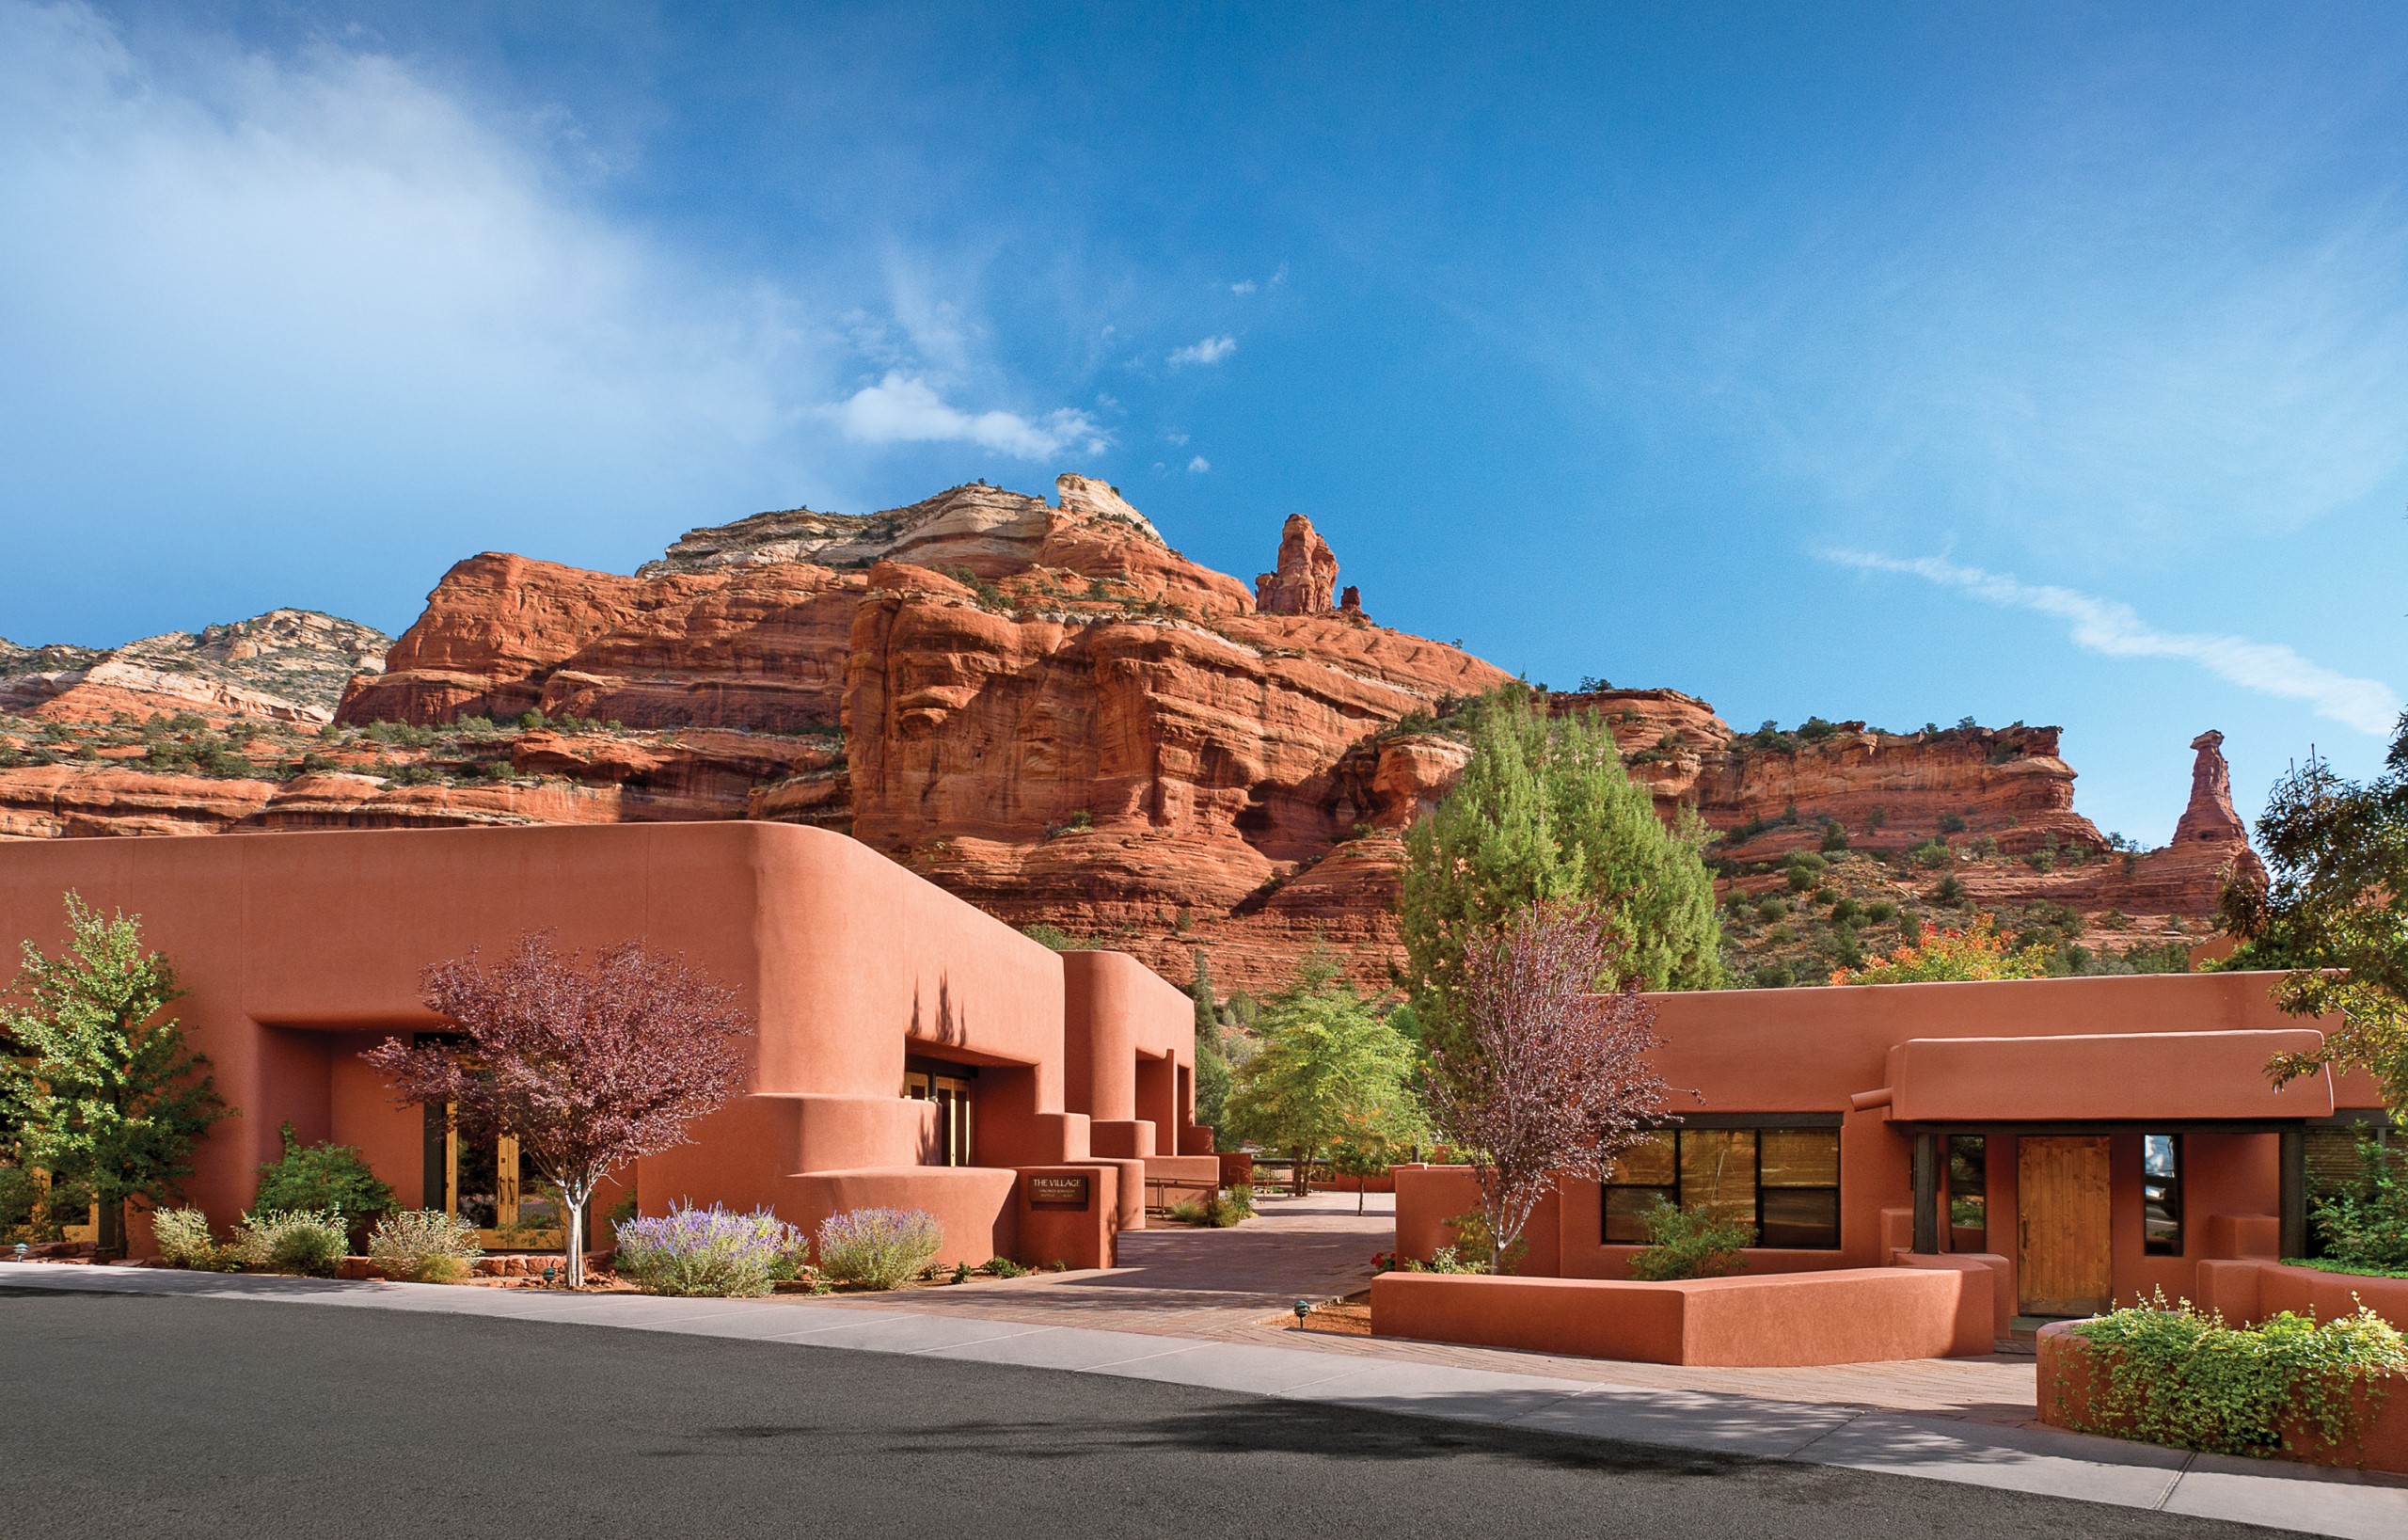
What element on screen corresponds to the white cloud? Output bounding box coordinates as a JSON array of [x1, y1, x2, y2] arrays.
[[1167, 334, 1237, 367], [831, 372, 1106, 459], [1228, 280, 1256, 295], [1187, 455, 1210, 473], [1828, 551, 2401, 735]]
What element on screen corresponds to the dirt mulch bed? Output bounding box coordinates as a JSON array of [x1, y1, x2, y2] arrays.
[[1276, 1290, 1372, 1337]]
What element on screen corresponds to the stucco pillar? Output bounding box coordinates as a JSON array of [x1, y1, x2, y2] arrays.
[[2278, 1126, 2307, 1260]]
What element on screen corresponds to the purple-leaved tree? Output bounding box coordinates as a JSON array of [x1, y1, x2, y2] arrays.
[[1425, 901, 1680, 1272], [362, 931, 752, 1288]]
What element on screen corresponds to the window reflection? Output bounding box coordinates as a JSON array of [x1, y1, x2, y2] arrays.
[[2142, 1133, 2182, 1256]]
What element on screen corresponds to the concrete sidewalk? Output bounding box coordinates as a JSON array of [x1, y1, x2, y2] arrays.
[[8, 1262, 2402, 1539]]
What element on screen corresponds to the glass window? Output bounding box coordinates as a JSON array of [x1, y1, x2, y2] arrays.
[[1681, 1130, 1759, 1230], [1945, 1135, 1988, 1252], [1603, 1133, 1675, 1242], [1601, 1125, 1841, 1249], [2142, 1134, 2182, 1256]]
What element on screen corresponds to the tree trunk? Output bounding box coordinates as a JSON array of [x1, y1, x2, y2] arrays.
[[1356, 1179, 1366, 1215], [562, 1189, 587, 1289], [95, 1195, 125, 1260]]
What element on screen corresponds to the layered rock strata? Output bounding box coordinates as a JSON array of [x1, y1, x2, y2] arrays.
[[3, 476, 2261, 992]]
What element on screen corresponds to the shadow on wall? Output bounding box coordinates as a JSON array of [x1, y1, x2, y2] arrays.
[[909, 974, 970, 1047]]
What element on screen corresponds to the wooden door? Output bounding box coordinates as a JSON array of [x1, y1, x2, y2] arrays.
[[2018, 1136, 2113, 1316]]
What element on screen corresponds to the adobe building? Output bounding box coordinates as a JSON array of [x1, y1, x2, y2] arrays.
[[1389, 972, 2398, 1364], [0, 822, 1215, 1267]]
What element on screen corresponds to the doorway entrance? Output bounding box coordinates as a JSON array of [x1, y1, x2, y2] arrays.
[[905, 1068, 974, 1167], [2017, 1135, 2112, 1316], [427, 1106, 564, 1250]]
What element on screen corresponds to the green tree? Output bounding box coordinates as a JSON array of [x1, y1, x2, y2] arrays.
[[1399, 688, 1721, 1071], [253, 1121, 399, 1250], [1223, 957, 1428, 1196], [2223, 721, 2408, 1121], [1, 894, 229, 1254], [1188, 949, 1232, 1145]]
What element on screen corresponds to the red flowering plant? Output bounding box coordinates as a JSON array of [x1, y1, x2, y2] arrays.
[[1423, 900, 1684, 1275], [363, 931, 752, 1289]]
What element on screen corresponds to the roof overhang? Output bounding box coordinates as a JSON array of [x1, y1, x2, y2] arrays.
[[1857, 1029, 2333, 1124]]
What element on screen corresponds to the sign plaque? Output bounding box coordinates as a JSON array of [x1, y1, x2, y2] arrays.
[[1027, 1172, 1092, 1211]]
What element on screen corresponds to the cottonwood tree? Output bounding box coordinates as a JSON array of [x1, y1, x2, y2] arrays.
[[364, 932, 752, 1288], [1425, 901, 1680, 1272], [1224, 955, 1427, 1196], [1, 894, 227, 1255], [2223, 722, 2408, 1121], [1400, 688, 1721, 1090]]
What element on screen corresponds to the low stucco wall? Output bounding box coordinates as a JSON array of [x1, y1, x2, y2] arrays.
[[2193, 1260, 2408, 1332], [2037, 1322, 2408, 1474], [1371, 1264, 1994, 1367]]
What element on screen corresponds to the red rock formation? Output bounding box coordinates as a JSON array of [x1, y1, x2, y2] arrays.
[[1, 475, 2261, 992], [1254, 514, 1340, 615]]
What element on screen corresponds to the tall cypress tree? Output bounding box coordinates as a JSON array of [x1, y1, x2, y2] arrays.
[[1399, 689, 1722, 1070], [1189, 948, 1232, 1144]]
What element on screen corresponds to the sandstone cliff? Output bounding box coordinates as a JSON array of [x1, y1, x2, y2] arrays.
[[0, 610, 388, 725], [0, 477, 2260, 993]]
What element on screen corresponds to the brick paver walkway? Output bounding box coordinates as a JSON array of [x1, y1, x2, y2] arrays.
[[821, 1191, 2041, 1425]]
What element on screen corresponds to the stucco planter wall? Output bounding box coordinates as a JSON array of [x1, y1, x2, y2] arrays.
[[2036, 1321, 2408, 1475], [1370, 1264, 1995, 1367]]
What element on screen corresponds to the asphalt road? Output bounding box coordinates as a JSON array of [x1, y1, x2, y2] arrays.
[[3, 1287, 2286, 1540]]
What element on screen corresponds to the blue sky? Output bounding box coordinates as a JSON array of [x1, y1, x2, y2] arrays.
[[2, 2, 2401, 843]]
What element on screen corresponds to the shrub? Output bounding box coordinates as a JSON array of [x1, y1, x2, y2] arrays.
[[1626, 1200, 1753, 1280], [1909, 838, 1951, 869], [1205, 1185, 1256, 1227], [1755, 897, 1787, 922], [1403, 1245, 1491, 1274], [1819, 819, 1849, 853], [614, 1202, 806, 1297], [151, 1206, 220, 1269], [978, 1256, 1029, 1278], [1931, 874, 1968, 906], [1829, 897, 1861, 925], [816, 1207, 943, 1290], [2309, 1135, 2408, 1272], [235, 1210, 349, 1277], [253, 1122, 398, 1249], [1938, 811, 1968, 834], [1750, 962, 1796, 989], [2061, 1295, 2408, 1457], [1167, 1197, 1210, 1225], [1863, 901, 1897, 924], [367, 1209, 484, 1284]]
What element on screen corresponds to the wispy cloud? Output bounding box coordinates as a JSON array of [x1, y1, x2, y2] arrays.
[[1168, 334, 1237, 367], [831, 373, 1106, 459], [1187, 455, 1210, 473], [1828, 551, 2400, 735]]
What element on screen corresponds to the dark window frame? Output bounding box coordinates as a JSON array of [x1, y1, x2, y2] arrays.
[[1944, 1133, 1988, 1253], [2142, 1132, 2184, 1256], [1601, 1123, 1843, 1250]]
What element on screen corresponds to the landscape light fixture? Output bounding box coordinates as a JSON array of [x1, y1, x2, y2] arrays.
[[1292, 1299, 1312, 1325], [543, 1263, 558, 1288], [11, 1242, 24, 1262]]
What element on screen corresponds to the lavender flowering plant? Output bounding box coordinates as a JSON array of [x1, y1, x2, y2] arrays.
[[816, 1207, 944, 1289], [613, 1201, 808, 1296]]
